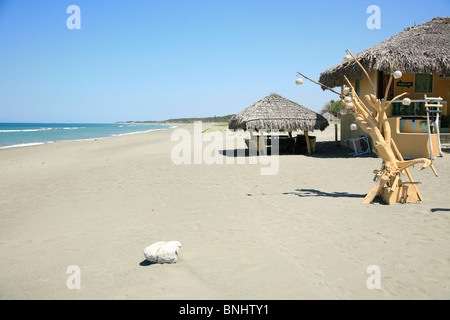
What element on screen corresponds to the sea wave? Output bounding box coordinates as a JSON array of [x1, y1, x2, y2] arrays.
[[0, 142, 53, 149], [0, 127, 86, 133], [111, 128, 166, 137], [0, 128, 53, 133], [62, 127, 85, 130], [0, 124, 172, 149]]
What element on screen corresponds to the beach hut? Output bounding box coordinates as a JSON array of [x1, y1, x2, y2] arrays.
[[322, 112, 339, 122], [228, 93, 329, 154], [318, 17, 450, 158]]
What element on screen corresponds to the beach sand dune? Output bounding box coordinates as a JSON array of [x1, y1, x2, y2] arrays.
[[0, 124, 449, 299]]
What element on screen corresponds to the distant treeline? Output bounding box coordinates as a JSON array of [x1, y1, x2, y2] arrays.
[[121, 114, 235, 124]]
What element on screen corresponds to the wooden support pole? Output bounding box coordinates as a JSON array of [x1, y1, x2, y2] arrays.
[[335, 123, 338, 147], [347, 49, 376, 96], [362, 177, 387, 204], [391, 138, 423, 201], [430, 163, 439, 177], [305, 130, 311, 154], [288, 131, 295, 153], [259, 129, 266, 155]]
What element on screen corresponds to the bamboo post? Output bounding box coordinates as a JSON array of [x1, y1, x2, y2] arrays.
[[426, 108, 434, 158], [304, 130, 311, 154], [335, 123, 338, 147], [288, 131, 295, 153], [259, 129, 266, 155]]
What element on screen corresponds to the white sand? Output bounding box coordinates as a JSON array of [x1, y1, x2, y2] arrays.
[[0, 124, 449, 299]]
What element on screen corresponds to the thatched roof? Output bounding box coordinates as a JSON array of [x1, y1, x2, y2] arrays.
[[319, 17, 450, 89], [228, 93, 329, 132], [322, 112, 339, 121]]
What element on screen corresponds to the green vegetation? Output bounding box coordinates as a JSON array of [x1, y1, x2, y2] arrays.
[[164, 114, 234, 123], [320, 100, 341, 118], [121, 114, 235, 124], [201, 123, 230, 133]]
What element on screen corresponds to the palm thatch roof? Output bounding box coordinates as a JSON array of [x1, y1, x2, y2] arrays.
[[322, 112, 339, 121], [228, 93, 329, 132], [319, 17, 450, 89]]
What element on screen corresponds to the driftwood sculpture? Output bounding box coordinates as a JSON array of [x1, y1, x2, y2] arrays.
[[297, 49, 438, 204]]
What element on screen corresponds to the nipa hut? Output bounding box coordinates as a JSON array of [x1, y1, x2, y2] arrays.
[[322, 112, 339, 121], [229, 93, 329, 153], [319, 17, 450, 90], [318, 17, 450, 158]]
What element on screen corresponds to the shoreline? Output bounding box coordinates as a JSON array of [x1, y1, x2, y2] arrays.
[[0, 124, 449, 299], [0, 123, 178, 150]]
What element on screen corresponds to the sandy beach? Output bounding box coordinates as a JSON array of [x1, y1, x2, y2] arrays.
[[0, 123, 449, 300]]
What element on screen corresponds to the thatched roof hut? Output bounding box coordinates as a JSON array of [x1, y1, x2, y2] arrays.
[[319, 17, 450, 89], [322, 112, 339, 121], [228, 93, 329, 132]]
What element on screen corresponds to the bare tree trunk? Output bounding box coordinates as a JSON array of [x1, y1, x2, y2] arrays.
[[298, 49, 438, 204], [341, 78, 435, 204]]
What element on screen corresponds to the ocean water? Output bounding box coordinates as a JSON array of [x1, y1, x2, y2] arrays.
[[0, 123, 173, 149]]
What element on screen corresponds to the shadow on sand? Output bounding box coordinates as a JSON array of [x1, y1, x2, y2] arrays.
[[219, 141, 378, 159], [283, 188, 366, 199], [430, 208, 450, 213], [218, 148, 291, 157], [301, 141, 378, 159], [139, 260, 156, 267]]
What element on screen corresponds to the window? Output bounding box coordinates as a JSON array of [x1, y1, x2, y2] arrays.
[[414, 74, 433, 93], [355, 79, 361, 96]]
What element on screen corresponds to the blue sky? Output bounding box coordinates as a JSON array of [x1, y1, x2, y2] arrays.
[[0, 0, 448, 123]]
